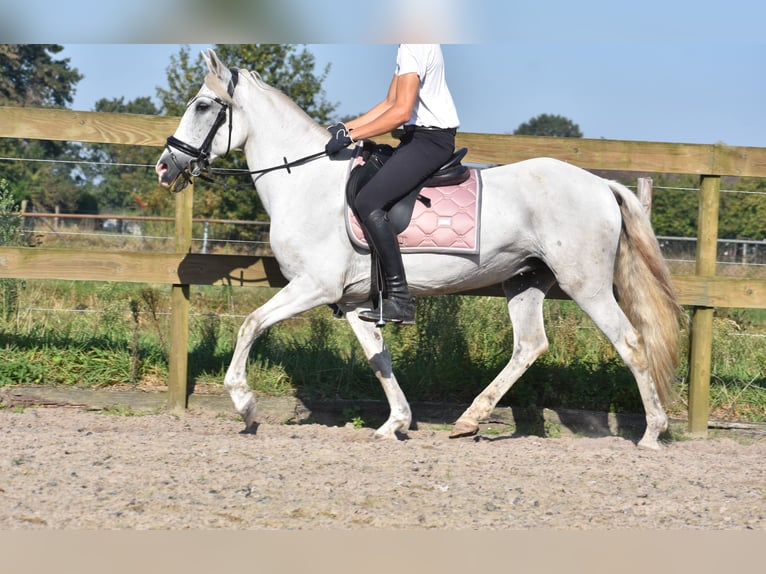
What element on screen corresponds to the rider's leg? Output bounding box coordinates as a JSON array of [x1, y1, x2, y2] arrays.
[[357, 209, 415, 324], [354, 129, 455, 326]]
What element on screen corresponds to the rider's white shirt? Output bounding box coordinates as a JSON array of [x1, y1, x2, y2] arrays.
[[395, 44, 460, 130]]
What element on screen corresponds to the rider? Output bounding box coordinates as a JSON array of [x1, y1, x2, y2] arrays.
[[325, 44, 460, 325]]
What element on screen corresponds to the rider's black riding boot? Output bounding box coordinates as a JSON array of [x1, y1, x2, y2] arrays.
[[358, 209, 415, 325]]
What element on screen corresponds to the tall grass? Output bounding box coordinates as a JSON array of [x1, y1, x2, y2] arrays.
[[0, 280, 764, 422]]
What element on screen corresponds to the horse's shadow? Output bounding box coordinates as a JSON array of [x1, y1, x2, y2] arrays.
[[183, 296, 650, 443], [471, 405, 647, 444]]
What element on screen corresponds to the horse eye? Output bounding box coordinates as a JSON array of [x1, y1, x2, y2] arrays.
[[195, 100, 211, 112]]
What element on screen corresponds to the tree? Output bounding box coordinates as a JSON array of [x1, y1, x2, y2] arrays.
[[158, 44, 335, 124], [0, 44, 82, 107], [719, 177, 766, 239], [649, 174, 701, 237], [640, 174, 766, 241], [156, 45, 337, 231], [0, 178, 23, 321], [514, 114, 582, 138], [0, 178, 22, 246], [78, 97, 170, 214], [0, 45, 83, 212], [156, 46, 207, 118]]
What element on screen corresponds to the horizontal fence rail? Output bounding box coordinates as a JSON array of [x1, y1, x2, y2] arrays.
[[2, 248, 765, 309], [2, 106, 766, 434]]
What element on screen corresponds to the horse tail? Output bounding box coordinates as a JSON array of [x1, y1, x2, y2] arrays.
[[609, 181, 682, 406]]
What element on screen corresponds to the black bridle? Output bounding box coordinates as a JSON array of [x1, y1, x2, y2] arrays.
[[163, 69, 240, 192], [163, 67, 327, 192]]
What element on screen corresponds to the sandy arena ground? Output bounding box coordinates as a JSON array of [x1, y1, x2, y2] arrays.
[[1, 404, 763, 530]]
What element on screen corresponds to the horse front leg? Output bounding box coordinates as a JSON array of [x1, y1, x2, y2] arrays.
[[344, 309, 412, 439], [224, 277, 328, 433]]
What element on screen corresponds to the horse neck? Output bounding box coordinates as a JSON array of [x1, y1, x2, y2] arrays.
[[239, 85, 346, 218]]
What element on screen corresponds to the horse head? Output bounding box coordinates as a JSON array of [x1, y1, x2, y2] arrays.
[[155, 50, 243, 192]]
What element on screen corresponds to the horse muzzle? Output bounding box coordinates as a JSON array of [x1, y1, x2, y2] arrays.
[[155, 148, 196, 193]]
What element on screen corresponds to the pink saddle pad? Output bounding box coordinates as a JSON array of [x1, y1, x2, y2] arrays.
[[347, 169, 481, 254]]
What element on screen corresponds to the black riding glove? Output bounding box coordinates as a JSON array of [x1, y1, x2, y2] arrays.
[[325, 122, 354, 156]]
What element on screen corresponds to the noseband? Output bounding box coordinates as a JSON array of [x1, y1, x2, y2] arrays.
[[164, 68, 240, 191]]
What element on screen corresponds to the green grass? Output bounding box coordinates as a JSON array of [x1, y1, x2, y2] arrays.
[[1, 280, 764, 422]]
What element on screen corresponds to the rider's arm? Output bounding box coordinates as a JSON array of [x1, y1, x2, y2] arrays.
[[345, 73, 419, 141]]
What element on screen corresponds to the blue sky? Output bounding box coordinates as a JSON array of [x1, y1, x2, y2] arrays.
[[6, 1, 766, 147]]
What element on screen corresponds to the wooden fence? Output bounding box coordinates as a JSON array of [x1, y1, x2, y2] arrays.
[[2, 106, 766, 436]]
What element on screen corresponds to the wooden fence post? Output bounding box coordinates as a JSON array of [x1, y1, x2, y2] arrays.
[[688, 175, 721, 436], [168, 183, 194, 412], [637, 177, 653, 217]]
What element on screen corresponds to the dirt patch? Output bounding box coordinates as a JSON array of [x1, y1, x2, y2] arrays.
[[0, 404, 763, 530]]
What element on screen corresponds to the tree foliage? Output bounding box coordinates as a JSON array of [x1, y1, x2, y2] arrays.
[[647, 173, 701, 237], [633, 173, 766, 242], [719, 177, 766, 239], [0, 45, 83, 212], [78, 97, 169, 214], [0, 178, 22, 246], [156, 46, 207, 118], [0, 44, 82, 107], [157, 44, 335, 124], [514, 113, 583, 138]]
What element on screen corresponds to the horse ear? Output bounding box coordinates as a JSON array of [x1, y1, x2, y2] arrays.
[[202, 49, 227, 77], [202, 50, 213, 72]]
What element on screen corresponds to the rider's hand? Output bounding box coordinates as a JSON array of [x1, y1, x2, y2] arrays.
[[325, 122, 354, 156]]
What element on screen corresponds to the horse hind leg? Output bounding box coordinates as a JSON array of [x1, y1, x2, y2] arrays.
[[451, 272, 555, 438], [572, 291, 668, 450]]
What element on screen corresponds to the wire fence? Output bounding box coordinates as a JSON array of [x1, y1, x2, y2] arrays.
[[639, 182, 766, 272], [14, 212, 272, 255], [12, 204, 766, 270], [659, 236, 766, 268]]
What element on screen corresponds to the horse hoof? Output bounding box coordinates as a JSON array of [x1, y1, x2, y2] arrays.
[[449, 419, 479, 439], [373, 431, 397, 441], [241, 403, 258, 435], [637, 438, 662, 451]]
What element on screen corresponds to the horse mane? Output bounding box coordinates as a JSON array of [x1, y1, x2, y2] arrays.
[[238, 69, 272, 91], [204, 67, 281, 104], [206, 68, 324, 136]]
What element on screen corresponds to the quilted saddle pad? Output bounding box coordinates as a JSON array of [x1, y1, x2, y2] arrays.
[[347, 169, 482, 255]]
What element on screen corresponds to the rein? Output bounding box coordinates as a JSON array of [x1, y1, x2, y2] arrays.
[[188, 150, 328, 190], [165, 66, 328, 191], [207, 150, 328, 179]]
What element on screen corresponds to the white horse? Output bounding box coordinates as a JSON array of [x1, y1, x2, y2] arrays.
[[156, 50, 681, 450]]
